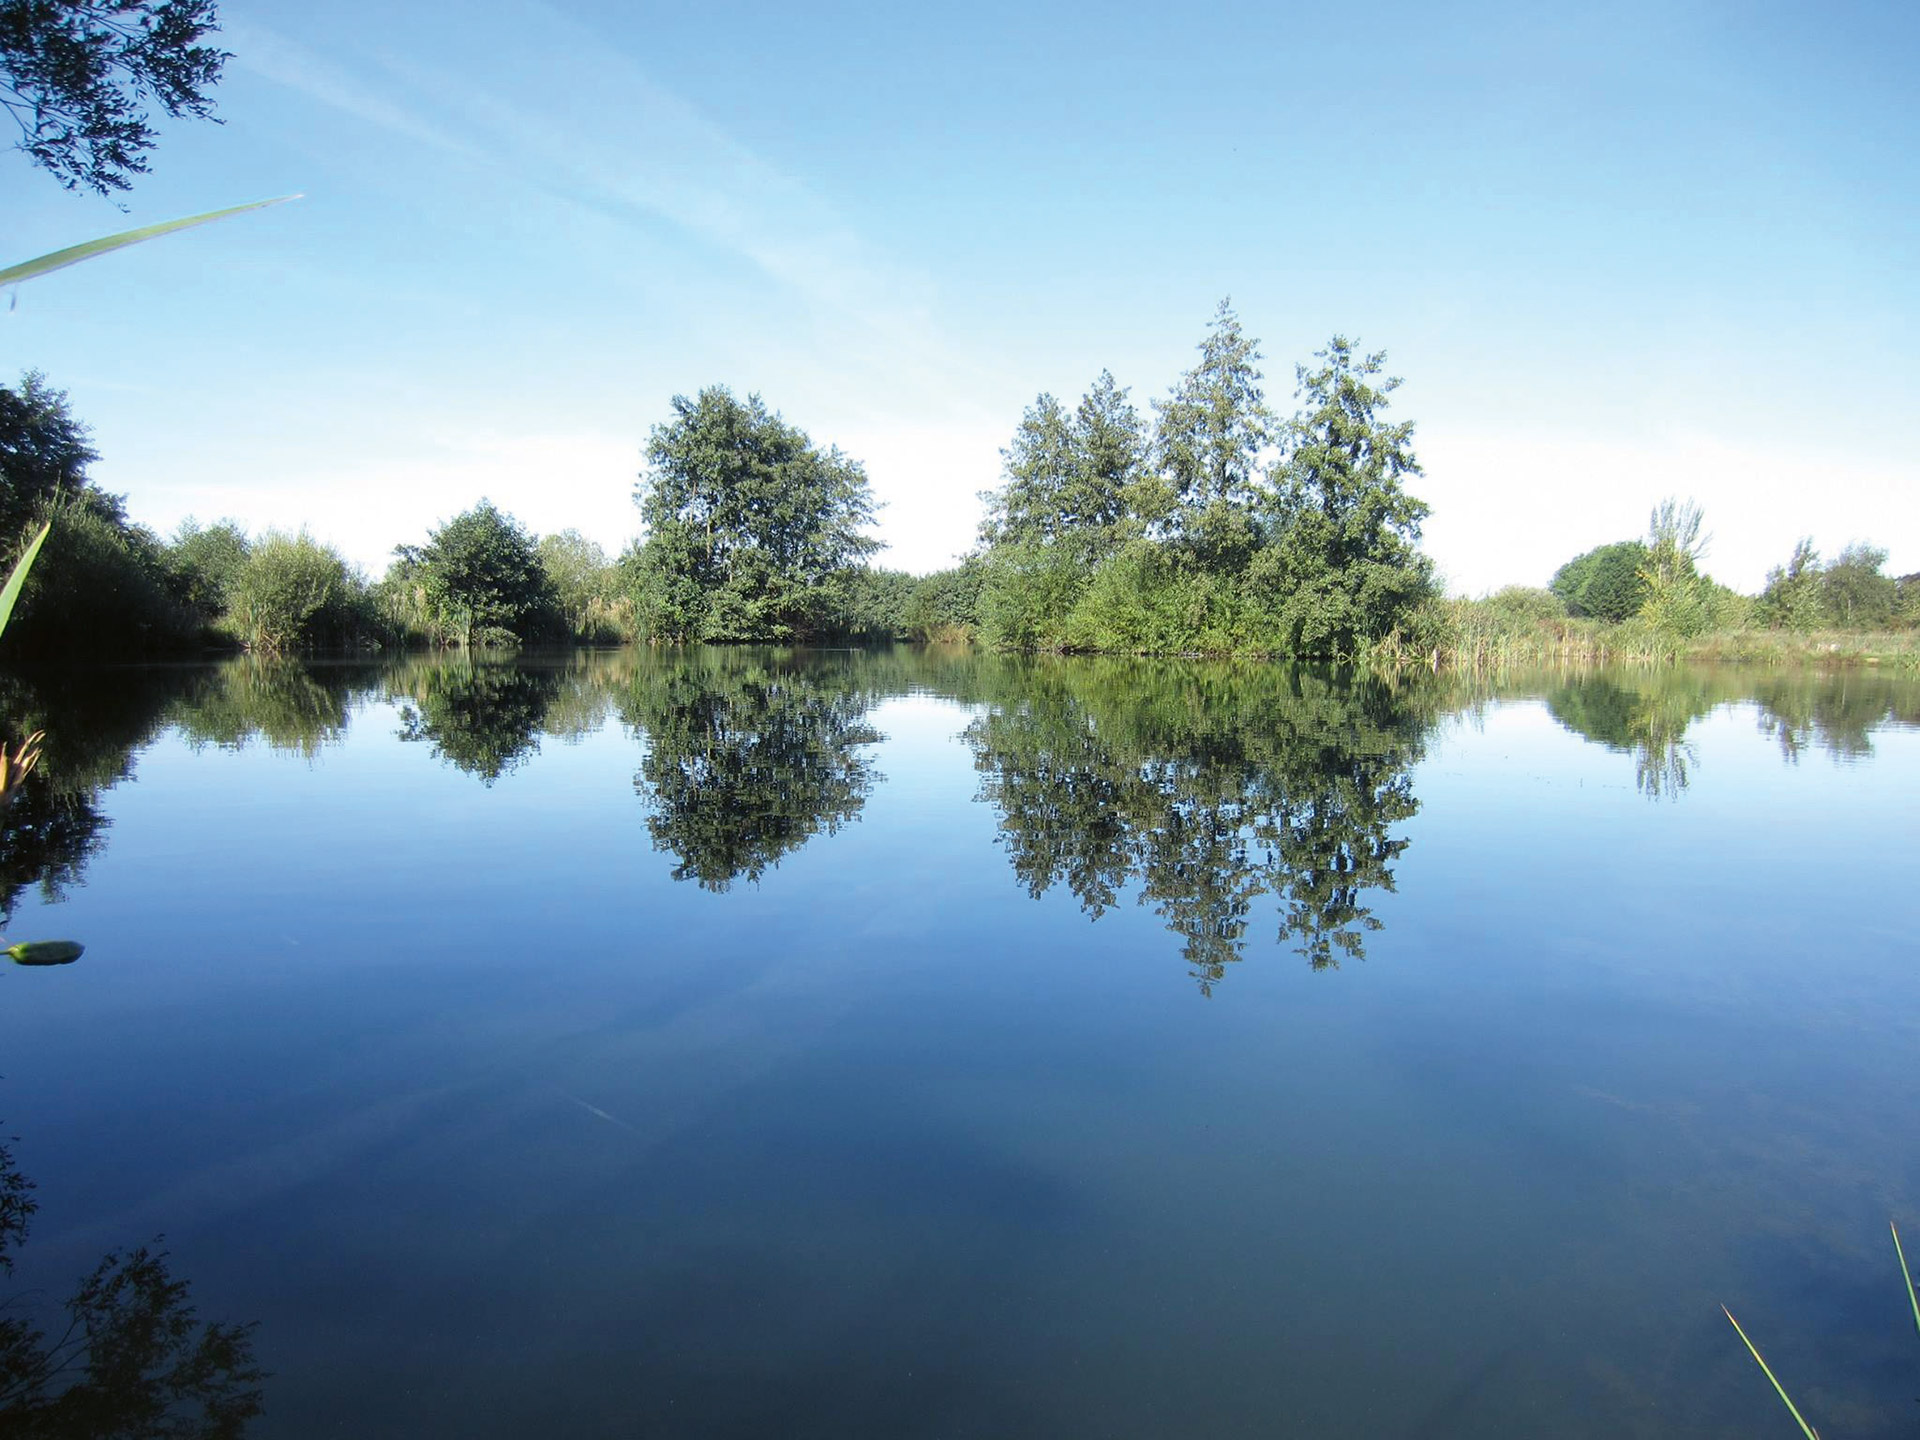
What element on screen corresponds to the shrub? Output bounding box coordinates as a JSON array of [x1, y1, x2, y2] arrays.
[[228, 531, 363, 653], [5, 494, 198, 657]]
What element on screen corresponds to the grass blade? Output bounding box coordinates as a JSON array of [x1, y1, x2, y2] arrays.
[[0, 522, 50, 639], [0, 195, 301, 289], [1724, 1306, 1821, 1439], [1895, 1221, 1920, 1342]]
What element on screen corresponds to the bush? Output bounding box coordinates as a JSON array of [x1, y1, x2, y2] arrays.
[[901, 561, 985, 642], [163, 517, 251, 621], [227, 531, 364, 653], [6, 495, 198, 658], [1551, 541, 1650, 622]]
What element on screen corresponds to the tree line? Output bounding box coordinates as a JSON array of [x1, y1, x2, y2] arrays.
[[3, 312, 1914, 661]]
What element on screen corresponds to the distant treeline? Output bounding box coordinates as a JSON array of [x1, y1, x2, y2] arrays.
[[2, 302, 1914, 661]]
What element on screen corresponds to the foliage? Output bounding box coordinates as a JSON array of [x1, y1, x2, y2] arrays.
[[1759, 539, 1904, 632], [899, 559, 984, 642], [969, 310, 1436, 659], [632, 387, 881, 643], [536, 529, 631, 643], [404, 500, 560, 649], [1820, 542, 1897, 628], [226, 529, 360, 654], [0, 0, 227, 195], [1149, 298, 1273, 560], [1550, 540, 1650, 622], [161, 516, 248, 621], [6, 493, 197, 657], [1637, 497, 1714, 638], [1252, 338, 1436, 656], [0, 371, 95, 541], [979, 370, 1142, 568], [833, 566, 916, 641], [977, 538, 1091, 651], [0, 196, 297, 291]]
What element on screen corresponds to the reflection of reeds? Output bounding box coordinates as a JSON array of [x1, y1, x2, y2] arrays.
[[1724, 1221, 1920, 1438]]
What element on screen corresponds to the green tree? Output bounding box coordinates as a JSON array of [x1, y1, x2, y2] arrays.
[[536, 528, 630, 642], [1550, 540, 1651, 622], [1072, 370, 1145, 552], [1150, 299, 1274, 561], [980, 371, 1141, 569], [409, 500, 560, 648], [1252, 338, 1434, 656], [1637, 498, 1712, 638], [162, 516, 249, 621], [901, 559, 985, 642], [1, 0, 227, 195], [632, 387, 880, 642], [1757, 538, 1824, 630], [0, 372, 95, 541], [1820, 542, 1896, 628]]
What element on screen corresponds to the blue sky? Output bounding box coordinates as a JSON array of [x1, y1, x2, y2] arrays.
[[3, 0, 1914, 592]]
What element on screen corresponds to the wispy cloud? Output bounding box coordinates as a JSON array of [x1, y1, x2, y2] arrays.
[[230, 3, 983, 410]]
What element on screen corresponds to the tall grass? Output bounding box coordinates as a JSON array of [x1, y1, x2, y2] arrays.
[[1414, 590, 1920, 674]]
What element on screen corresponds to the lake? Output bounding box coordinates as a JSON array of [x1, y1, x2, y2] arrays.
[[0, 649, 1916, 1438]]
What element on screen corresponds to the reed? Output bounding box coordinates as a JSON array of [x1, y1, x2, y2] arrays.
[[1725, 1221, 1920, 1436]]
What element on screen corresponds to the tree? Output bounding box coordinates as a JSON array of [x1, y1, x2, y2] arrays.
[[980, 371, 1141, 569], [978, 393, 1076, 551], [1150, 299, 1273, 560], [632, 387, 880, 642], [1072, 370, 1145, 553], [1, 0, 227, 195], [1252, 338, 1433, 655], [410, 500, 559, 648], [1551, 540, 1652, 622], [0, 372, 96, 541], [1637, 497, 1712, 637], [536, 529, 627, 642], [1757, 537, 1824, 630], [162, 516, 248, 620], [1820, 542, 1896, 628]]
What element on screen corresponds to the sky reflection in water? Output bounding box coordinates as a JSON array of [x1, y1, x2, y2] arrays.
[[0, 650, 1915, 1438]]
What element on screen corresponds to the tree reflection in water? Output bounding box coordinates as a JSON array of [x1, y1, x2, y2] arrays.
[[393, 660, 564, 783], [964, 661, 1436, 992], [620, 651, 881, 891], [0, 1129, 264, 1437]]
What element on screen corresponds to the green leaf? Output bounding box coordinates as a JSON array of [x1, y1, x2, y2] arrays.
[[5, 940, 84, 966], [1895, 1221, 1920, 1343], [0, 522, 51, 640], [0, 195, 301, 290], [1723, 1306, 1821, 1439]]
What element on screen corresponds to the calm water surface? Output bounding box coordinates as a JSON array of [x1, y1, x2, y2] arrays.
[[1, 650, 1916, 1437]]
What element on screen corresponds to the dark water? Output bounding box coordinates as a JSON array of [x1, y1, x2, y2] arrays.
[[0, 649, 1916, 1438]]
